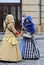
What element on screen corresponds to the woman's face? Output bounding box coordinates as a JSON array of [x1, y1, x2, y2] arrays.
[[26, 19, 29, 23]]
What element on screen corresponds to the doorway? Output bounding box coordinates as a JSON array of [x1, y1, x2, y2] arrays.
[[0, 4, 21, 32]]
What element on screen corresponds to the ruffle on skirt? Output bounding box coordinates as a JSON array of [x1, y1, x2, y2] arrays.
[[19, 37, 40, 60]]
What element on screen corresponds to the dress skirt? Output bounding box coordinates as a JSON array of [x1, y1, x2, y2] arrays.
[[0, 35, 22, 62], [19, 36, 40, 60]]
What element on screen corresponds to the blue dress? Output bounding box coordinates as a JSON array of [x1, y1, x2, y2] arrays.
[[19, 16, 40, 59]]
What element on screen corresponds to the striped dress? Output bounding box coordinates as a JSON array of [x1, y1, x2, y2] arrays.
[[19, 34, 40, 60]]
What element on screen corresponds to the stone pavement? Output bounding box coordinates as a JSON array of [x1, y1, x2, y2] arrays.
[[0, 58, 44, 65], [0, 33, 44, 65]]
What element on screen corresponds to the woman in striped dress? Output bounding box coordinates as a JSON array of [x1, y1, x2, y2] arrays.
[[19, 16, 40, 60]]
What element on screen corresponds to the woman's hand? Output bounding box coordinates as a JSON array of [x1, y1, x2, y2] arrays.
[[16, 31, 20, 34], [15, 31, 21, 37]]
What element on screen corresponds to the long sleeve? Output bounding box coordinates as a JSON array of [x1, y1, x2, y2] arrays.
[[27, 23, 35, 34], [8, 23, 16, 35], [11, 23, 16, 33]]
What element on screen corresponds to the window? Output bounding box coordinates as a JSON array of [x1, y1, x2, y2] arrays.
[[11, 6, 16, 20], [3, 6, 8, 21], [18, 6, 21, 21], [0, 6, 1, 19]]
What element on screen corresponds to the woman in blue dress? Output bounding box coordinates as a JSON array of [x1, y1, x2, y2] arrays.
[[19, 16, 40, 60]]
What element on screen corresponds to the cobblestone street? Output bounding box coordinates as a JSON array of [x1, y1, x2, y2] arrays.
[[0, 58, 44, 65]]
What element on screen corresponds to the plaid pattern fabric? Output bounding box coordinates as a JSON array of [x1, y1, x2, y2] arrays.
[[23, 37, 40, 59]]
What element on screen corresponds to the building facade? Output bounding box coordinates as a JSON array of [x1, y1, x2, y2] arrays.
[[22, 0, 44, 32], [0, 0, 44, 32]]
